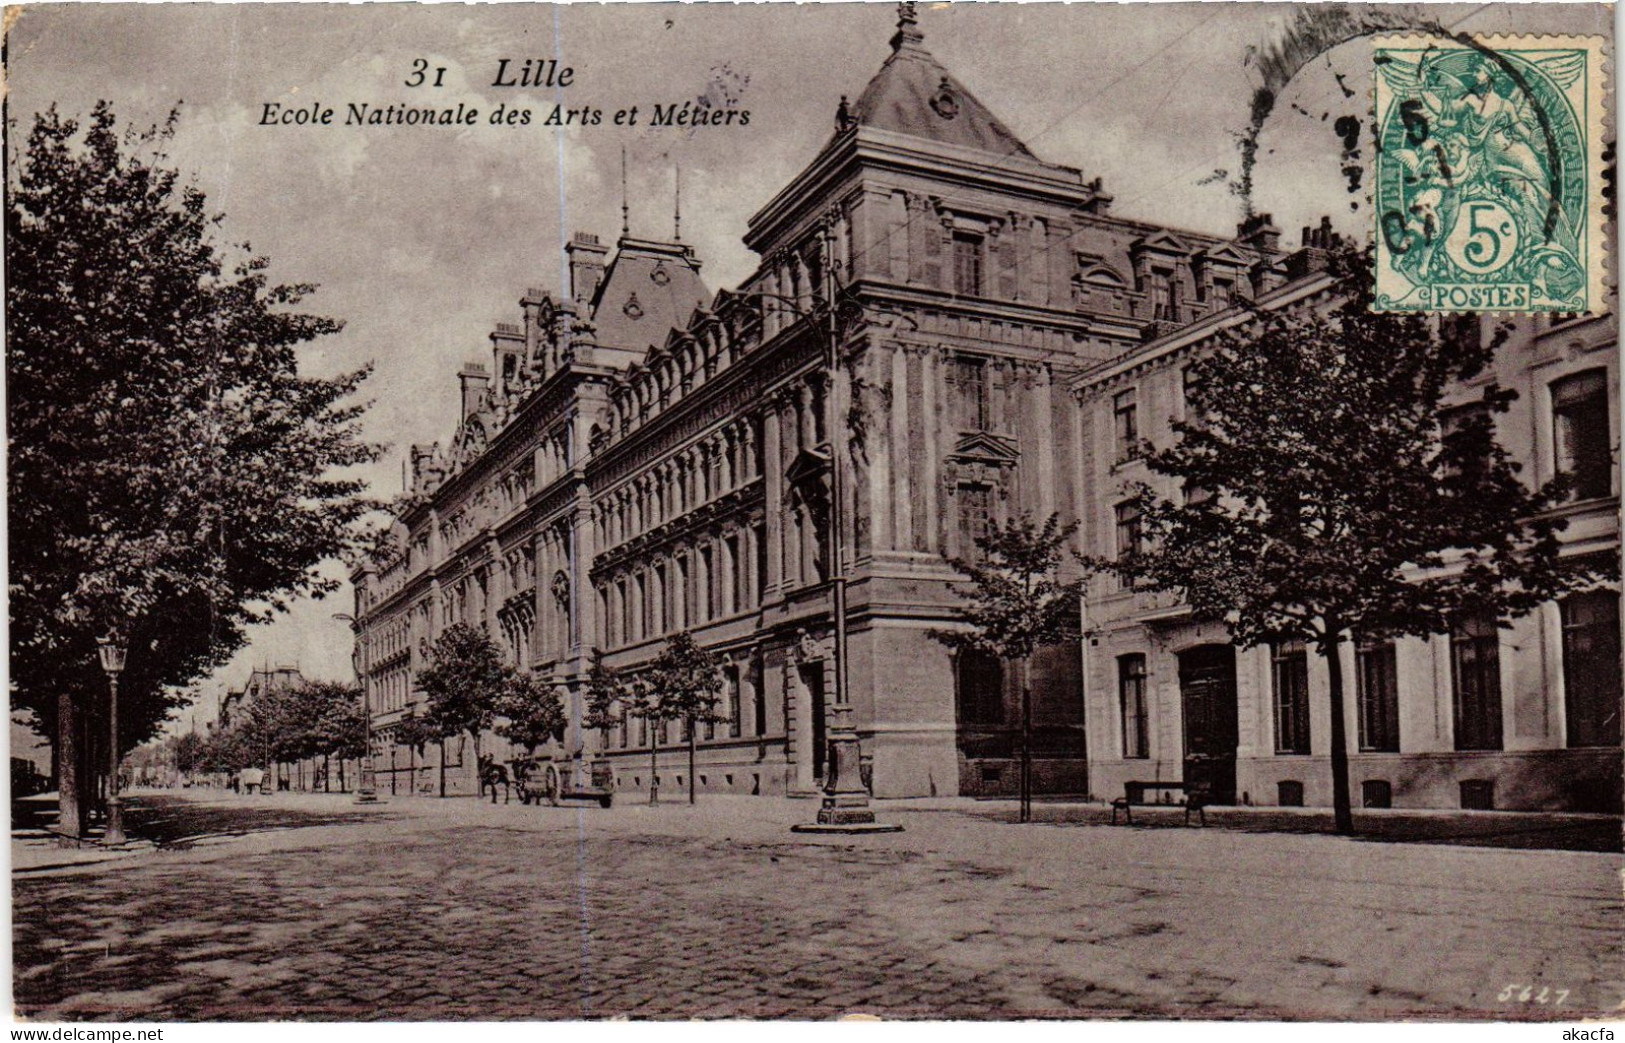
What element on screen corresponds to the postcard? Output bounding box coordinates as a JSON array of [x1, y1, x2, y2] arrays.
[[7, 0, 1618, 1028]]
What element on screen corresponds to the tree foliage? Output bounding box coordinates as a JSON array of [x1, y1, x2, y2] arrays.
[[933, 513, 1086, 663], [495, 673, 566, 756], [647, 632, 727, 733], [1115, 245, 1603, 649], [414, 623, 510, 760], [1111, 244, 1609, 831], [6, 102, 381, 753]]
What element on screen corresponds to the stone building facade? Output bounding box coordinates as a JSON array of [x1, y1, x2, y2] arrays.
[[1073, 253, 1621, 814], [350, 7, 1304, 799], [350, 7, 1618, 810]]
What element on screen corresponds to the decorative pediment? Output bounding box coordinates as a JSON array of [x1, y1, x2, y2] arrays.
[[1195, 243, 1253, 269], [947, 431, 1020, 466], [784, 446, 832, 488], [1132, 231, 1193, 256], [1074, 253, 1129, 288]]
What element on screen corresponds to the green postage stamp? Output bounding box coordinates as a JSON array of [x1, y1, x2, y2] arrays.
[[1373, 34, 1609, 314]]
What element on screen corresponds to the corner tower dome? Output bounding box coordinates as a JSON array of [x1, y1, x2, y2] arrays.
[[846, 2, 1036, 159]]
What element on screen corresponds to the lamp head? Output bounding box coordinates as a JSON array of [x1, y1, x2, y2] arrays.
[[96, 634, 127, 676]]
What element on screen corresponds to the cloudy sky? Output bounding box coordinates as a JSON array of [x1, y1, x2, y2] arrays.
[[7, 1, 1605, 728]]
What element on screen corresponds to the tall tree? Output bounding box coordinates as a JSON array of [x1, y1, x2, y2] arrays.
[[415, 623, 510, 793], [584, 648, 659, 804], [1115, 245, 1606, 834], [495, 673, 567, 759], [305, 680, 366, 791], [389, 710, 438, 797], [7, 103, 379, 833], [648, 632, 727, 806], [932, 513, 1086, 822]]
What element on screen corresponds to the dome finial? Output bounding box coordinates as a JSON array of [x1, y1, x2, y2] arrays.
[[890, 1, 923, 52]]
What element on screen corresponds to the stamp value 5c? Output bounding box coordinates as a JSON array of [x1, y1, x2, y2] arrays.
[[1373, 34, 1609, 314]]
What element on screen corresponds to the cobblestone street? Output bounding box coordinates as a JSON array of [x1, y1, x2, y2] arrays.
[[13, 792, 1622, 1021]]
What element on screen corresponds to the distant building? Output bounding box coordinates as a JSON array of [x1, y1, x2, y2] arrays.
[[218, 666, 304, 731]]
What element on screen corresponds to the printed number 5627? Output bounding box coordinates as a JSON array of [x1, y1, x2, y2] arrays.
[[1498, 984, 1569, 1004]]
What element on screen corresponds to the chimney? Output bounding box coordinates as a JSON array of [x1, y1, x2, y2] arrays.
[[458, 363, 489, 421], [566, 232, 609, 304], [1236, 212, 1282, 255], [1302, 215, 1338, 250]]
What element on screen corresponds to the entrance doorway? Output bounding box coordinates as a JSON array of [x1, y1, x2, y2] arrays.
[[798, 661, 827, 786], [1178, 644, 1238, 804]]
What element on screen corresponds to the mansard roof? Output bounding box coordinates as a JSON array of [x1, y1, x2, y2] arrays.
[[848, 5, 1035, 160], [589, 236, 710, 355]]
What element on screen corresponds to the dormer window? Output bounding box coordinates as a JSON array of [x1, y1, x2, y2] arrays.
[[953, 231, 984, 297], [1151, 270, 1175, 321], [1211, 278, 1234, 309]]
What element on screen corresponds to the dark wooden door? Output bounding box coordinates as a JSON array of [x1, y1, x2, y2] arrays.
[[1179, 645, 1238, 804], [802, 662, 827, 782]]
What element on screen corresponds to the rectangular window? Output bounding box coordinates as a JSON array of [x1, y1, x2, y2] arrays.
[[700, 545, 716, 621], [676, 556, 689, 630], [953, 231, 984, 296], [1451, 611, 1503, 751], [753, 523, 768, 604], [635, 573, 648, 641], [958, 484, 994, 560], [727, 666, 743, 738], [1113, 388, 1140, 463], [1439, 401, 1492, 480], [955, 357, 990, 430], [1151, 270, 1174, 321], [1553, 370, 1612, 500], [1114, 501, 1141, 561], [1356, 638, 1400, 752], [725, 535, 741, 616], [753, 660, 768, 737], [653, 564, 667, 635], [1210, 278, 1233, 308], [1119, 654, 1149, 759], [1272, 638, 1311, 754], [1561, 591, 1622, 747]]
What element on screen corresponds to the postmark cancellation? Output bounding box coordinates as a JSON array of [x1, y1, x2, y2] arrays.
[[1372, 34, 1609, 314]]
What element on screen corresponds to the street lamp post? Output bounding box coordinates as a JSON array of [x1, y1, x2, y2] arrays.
[[96, 635, 128, 846], [335, 613, 381, 804], [762, 222, 900, 835]]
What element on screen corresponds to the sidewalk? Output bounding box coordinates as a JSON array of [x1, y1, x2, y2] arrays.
[[890, 795, 1623, 852], [15, 786, 1621, 874]]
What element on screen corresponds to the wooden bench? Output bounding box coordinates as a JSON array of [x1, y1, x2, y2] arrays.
[[1111, 781, 1209, 826]]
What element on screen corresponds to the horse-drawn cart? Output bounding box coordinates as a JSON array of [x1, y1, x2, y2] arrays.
[[513, 754, 614, 808]]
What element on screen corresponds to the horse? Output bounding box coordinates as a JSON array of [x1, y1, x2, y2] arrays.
[[479, 754, 511, 804]]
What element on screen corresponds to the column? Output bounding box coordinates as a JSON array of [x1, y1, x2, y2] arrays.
[[891, 345, 913, 551], [1035, 365, 1056, 518]]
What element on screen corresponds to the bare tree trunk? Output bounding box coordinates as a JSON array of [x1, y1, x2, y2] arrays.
[[56, 689, 84, 837], [1020, 682, 1033, 824], [649, 719, 660, 805], [438, 738, 447, 798], [688, 717, 697, 805], [1323, 626, 1355, 836]]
